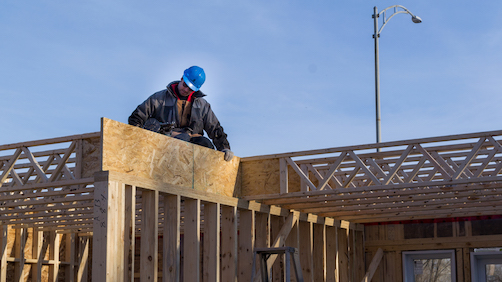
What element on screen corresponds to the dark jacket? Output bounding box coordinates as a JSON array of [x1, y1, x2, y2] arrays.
[[128, 81, 230, 151]]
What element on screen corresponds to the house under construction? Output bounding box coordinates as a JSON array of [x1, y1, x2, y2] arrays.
[[1, 117, 502, 281]]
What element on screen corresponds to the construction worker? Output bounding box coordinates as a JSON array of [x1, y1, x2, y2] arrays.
[[128, 66, 234, 162]]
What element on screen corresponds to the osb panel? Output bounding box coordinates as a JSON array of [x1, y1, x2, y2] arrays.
[[193, 146, 240, 197], [101, 118, 193, 188], [101, 118, 241, 196], [288, 165, 301, 193], [240, 159, 302, 196], [240, 159, 280, 196], [82, 137, 101, 178]]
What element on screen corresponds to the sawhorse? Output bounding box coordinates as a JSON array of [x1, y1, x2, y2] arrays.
[[251, 247, 304, 282]]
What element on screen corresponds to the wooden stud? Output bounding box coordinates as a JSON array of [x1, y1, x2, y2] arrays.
[[49, 231, 61, 282], [221, 205, 237, 282], [280, 158, 288, 194], [65, 233, 76, 282], [183, 198, 200, 282], [337, 228, 348, 282], [313, 224, 326, 281], [354, 230, 365, 282], [29, 227, 43, 282], [204, 202, 220, 282], [0, 226, 7, 282], [325, 226, 337, 282], [285, 215, 299, 282], [163, 194, 180, 282], [124, 185, 136, 282], [270, 215, 283, 280], [238, 209, 254, 281], [456, 248, 464, 282], [299, 221, 313, 282], [140, 189, 159, 282], [463, 247, 471, 282], [92, 175, 125, 282]]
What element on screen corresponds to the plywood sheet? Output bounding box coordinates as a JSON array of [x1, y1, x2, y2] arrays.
[[194, 146, 240, 197], [240, 159, 302, 196], [101, 118, 240, 195], [240, 158, 281, 196], [101, 118, 193, 188]]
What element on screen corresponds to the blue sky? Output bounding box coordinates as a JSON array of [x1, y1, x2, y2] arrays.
[[1, 1, 502, 157]]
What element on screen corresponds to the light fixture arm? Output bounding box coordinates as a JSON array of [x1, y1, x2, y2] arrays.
[[375, 5, 421, 36]]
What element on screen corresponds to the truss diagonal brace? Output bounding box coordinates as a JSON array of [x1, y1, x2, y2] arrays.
[[451, 137, 486, 180], [348, 151, 381, 185], [414, 144, 452, 180], [285, 157, 317, 192], [318, 151, 348, 191], [48, 141, 77, 183], [382, 144, 414, 185], [0, 148, 23, 184], [21, 147, 49, 183]]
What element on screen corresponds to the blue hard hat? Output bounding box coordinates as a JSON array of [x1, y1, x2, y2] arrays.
[[182, 66, 206, 91]]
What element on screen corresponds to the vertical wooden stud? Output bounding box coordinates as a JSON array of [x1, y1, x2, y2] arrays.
[[456, 248, 464, 282], [92, 174, 125, 282], [238, 209, 254, 281], [271, 215, 283, 280], [163, 194, 180, 282], [299, 221, 313, 282], [204, 202, 220, 282], [254, 213, 270, 275], [184, 198, 200, 282], [313, 224, 326, 282], [65, 233, 76, 282], [286, 217, 299, 282], [141, 189, 159, 282], [280, 158, 288, 194], [221, 205, 237, 282], [337, 227, 348, 282], [31, 228, 43, 282], [354, 230, 365, 282], [49, 231, 61, 282], [325, 226, 337, 282], [124, 185, 136, 282], [0, 225, 6, 282], [463, 247, 471, 282]]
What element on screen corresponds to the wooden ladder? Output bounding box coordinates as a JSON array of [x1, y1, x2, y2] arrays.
[[251, 247, 304, 282]]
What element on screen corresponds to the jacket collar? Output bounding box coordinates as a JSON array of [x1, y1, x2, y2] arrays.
[[166, 81, 206, 99]]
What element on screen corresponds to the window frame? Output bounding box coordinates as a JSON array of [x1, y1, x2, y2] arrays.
[[470, 251, 502, 282], [402, 249, 456, 282]]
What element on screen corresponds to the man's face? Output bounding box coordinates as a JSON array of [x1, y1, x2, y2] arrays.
[[177, 78, 194, 97]]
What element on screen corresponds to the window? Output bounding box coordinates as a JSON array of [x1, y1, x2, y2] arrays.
[[402, 250, 456, 282], [471, 250, 502, 282]]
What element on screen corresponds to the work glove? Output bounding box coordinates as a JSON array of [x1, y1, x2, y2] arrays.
[[222, 149, 234, 162]]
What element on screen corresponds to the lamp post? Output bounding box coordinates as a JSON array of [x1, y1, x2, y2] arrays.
[[373, 5, 421, 151]]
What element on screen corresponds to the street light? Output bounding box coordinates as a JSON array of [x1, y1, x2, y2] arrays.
[[373, 5, 421, 151]]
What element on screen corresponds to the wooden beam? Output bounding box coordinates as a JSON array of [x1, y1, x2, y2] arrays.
[[183, 198, 200, 282], [238, 209, 254, 281], [140, 189, 159, 282], [221, 205, 237, 281], [92, 178, 125, 281], [204, 202, 220, 282], [124, 185, 136, 282], [163, 194, 180, 282], [361, 248, 383, 282]]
